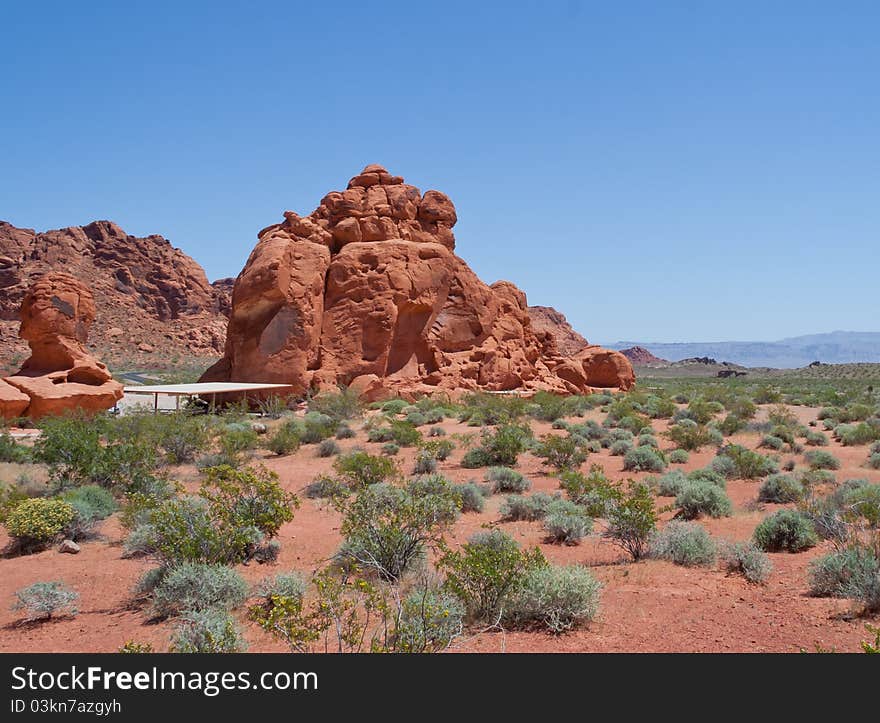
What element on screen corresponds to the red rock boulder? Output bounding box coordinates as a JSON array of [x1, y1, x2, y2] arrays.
[[3, 273, 123, 418]]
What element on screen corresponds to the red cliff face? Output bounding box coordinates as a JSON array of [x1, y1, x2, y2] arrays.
[[619, 346, 668, 365], [0, 220, 229, 371], [202, 165, 635, 399]]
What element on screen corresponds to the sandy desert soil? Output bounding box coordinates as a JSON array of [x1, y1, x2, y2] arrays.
[[1, 404, 878, 654]]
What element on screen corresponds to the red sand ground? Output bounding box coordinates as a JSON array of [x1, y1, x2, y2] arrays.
[[1, 404, 878, 653]]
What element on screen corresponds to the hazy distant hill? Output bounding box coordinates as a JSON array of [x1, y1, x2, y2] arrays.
[[609, 331, 880, 368]]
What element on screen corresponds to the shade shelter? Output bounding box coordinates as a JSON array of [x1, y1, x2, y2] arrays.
[[121, 382, 295, 412]]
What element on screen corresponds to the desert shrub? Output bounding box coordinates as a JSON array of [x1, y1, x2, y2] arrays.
[[427, 426, 446, 437], [317, 439, 341, 457], [393, 586, 465, 652], [12, 581, 78, 621], [406, 411, 428, 427], [307, 388, 362, 423], [714, 445, 778, 479], [500, 492, 558, 521], [650, 521, 716, 567], [151, 563, 248, 617], [118, 640, 154, 653], [708, 454, 737, 478], [543, 501, 592, 544], [527, 391, 570, 422], [381, 442, 400, 456], [336, 481, 459, 581], [123, 523, 158, 558], [839, 421, 880, 447], [623, 446, 666, 473], [761, 435, 785, 451], [841, 483, 880, 528], [219, 423, 259, 459], [666, 422, 715, 451], [413, 451, 438, 475], [200, 464, 298, 541], [5, 498, 76, 552], [487, 466, 530, 493], [609, 439, 633, 456], [33, 415, 104, 487], [381, 399, 409, 415], [170, 608, 247, 653], [335, 424, 355, 440], [388, 420, 422, 447], [687, 468, 727, 489], [461, 423, 531, 468], [655, 470, 688, 497], [254, 571, 307, 602], [333, 451, 399, 487], [669, 449, 690, 464], [806, 431, 829, 447], [534, 434, 586, 471], [868, 453, 880, 470], [302, 475, 347, 500], [299, 412, 337, 444], [504, 565, 601, 633], [420, 439, 454, 462], [439, 529, 547, 621], [805, 450, 840, 471], [645, 396, 677, 419], [637, 434, 659, 448], [0, 433, 31, 463], [758, 474, 804, 504], [154, 413, 213, 464], [753, 510, 818, 552], [719, 541, 772, 584], [367, 426, 394, 443], [456, 483, 488, 513], [61, 484, 117, 540], [675, 481, 732, 520], [809, 546, 880, 600], [149, 497, 237, 565], [782, 458, 797, 472], [558, 465, 617, 517], [603, 481, 657, 561], [718, 414, 747, 436]]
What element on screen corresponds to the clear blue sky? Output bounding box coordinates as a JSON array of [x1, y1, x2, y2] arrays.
[[2, 1, 877, 344]]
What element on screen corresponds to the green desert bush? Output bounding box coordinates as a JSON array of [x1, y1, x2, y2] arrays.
[[61, 484, 117, 540], [602, 481, 657, 561], [170, 609, 247, 653], [504, 565, 601, 633], [304, 475, 349, 500], [0, 433, 31, 463], [381, 442, 400, 456], [151, 563, 248, 618], [805, 450, 840, 471], [868, 453, 880, 470], [461, 424, 531, 468], [5, 497, 76, 552], [500, 492, 558, 521], [719, 541, 772, 584], [317, 439, 341, 457], [806, 431, 829, 446], [558, 465, 618, 517], [665, 422, 715, 451], [12, 581, 79, 621], [655, 469, 688, 497], [487, 466, 530, 494], [650, 521, 716, 567], [439, 529, 546, 622], [753, 510, 818, 552], [335, 424, 355, 440], [333, 451, 399, 487], [393, 586, 465, 653], [713, 445, 778, 479], [307, 388, 363, 423], [455, 483, 488, 513], [534, 434, 587, 470], [669, 449, 690, 464], [758, 473, 805, 504], [609, 440, 633, 456], [266, 423, 301, 456], [760, 434, 785, 451], [335, 481, 459, 581], [808, 546, 880, 599], [623, 446, 666, 473], [674, 481, 732, 519], [412, 451, 438, 475], [542, 501, 592, 544]]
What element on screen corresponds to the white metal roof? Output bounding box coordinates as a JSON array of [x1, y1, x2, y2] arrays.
[[123, 382, 295, 396]]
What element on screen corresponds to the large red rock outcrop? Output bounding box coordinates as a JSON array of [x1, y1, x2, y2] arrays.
[[2, 273, 123, 419], [619, 346, 668, 366], [528, 305, 590, 357], [202, 166, 635, 397], [0, 220, 229, 372]]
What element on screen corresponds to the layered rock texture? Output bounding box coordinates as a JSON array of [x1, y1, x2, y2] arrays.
[[528, 305, 590, 357], [0, 220, 230, 372], [2, 273, 123, 419], [619, 346, 668, 366], [202, 165, 634, 398]]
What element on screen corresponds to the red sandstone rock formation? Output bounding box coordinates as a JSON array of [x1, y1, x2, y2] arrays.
[[202, 166, 634, 398], [0, 220, 229, 371], [619, 346, 668, 366], [2, 273, 123, 418], [527, 305, 590, 357]]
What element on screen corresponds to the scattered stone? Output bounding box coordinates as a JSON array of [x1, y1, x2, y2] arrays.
[[59, 539, 80, 554]]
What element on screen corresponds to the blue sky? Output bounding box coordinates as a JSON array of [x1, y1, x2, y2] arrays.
[[2, 1, 877, 344]]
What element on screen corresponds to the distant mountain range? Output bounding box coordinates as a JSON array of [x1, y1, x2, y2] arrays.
[[608, 331, 880, 369]]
